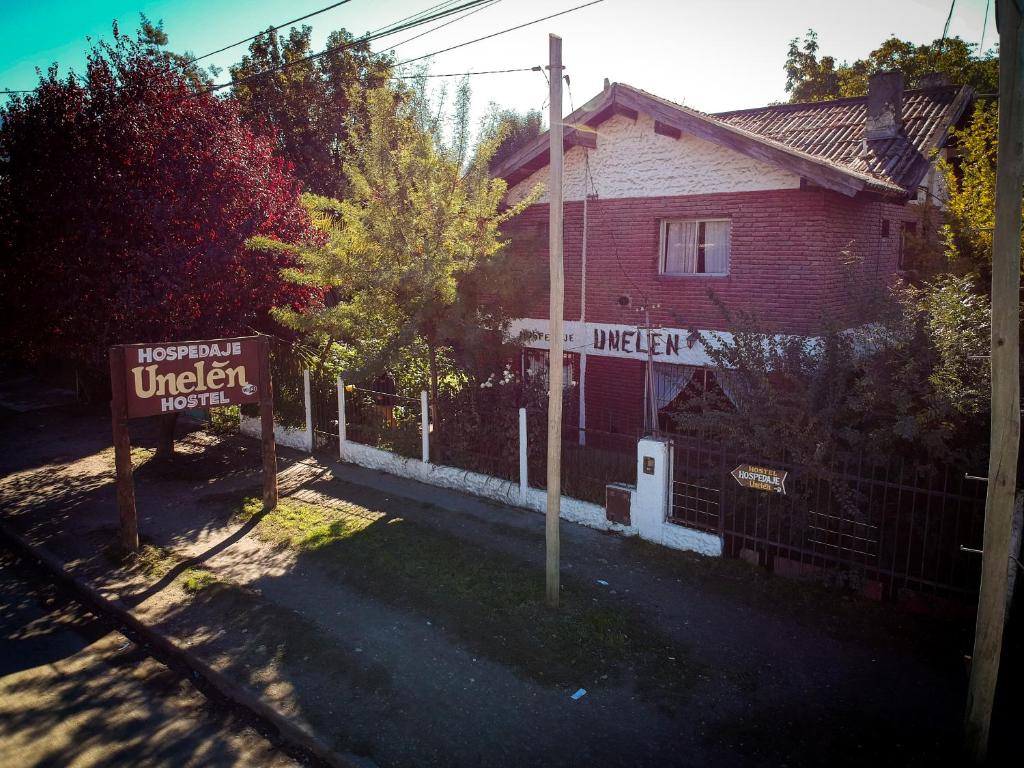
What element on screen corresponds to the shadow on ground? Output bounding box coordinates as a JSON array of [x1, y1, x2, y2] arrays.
[[0, 403, 977, 768]]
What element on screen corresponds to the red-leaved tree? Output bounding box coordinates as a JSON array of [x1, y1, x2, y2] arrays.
[[0, 24, 320, 415]]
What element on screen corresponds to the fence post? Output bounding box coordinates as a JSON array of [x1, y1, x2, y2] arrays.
[[519, 407, 528, 498], [303, 369, 313, 452], [337, 377, 346, 459], [421, 390, 430, 464]]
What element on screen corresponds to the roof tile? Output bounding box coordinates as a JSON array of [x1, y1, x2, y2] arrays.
[[712, 86, 968, 192]]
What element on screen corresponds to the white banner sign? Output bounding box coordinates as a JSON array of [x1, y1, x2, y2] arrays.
[[507, 318, 729, 366]]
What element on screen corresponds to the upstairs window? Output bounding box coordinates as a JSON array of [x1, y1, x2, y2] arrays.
[[660, 219, 730, 276]]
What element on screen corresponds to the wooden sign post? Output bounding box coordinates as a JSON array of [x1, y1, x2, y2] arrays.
[[109, 335, 277, 553], [258, 336, 278, 510], [109, 345, 139, 553]]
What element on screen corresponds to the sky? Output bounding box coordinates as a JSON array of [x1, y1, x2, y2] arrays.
[[0, 0, 998, 127]]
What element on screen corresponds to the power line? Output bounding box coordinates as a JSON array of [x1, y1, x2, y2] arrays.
[[188, 0, 356, 64], [564, 74, 647, 305], [392, 66, 537, 79], [385, 0, 502, 54], [3, 0, 487, 99], [5, 0, 605, 100], [196, 0, 493, 96], [394, 0, 607, 68], [936, 0, 957, 58], [980, 0, 991, 52]]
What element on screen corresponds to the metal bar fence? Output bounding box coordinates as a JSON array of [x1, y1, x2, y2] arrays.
[[665, 431, 986, 600], [527, 426, 638, 505]]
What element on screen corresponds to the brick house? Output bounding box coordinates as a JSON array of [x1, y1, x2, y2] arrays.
[[490, 73, 974, 439]]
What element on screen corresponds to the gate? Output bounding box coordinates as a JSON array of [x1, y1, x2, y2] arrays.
[[309, 374, 340, 455]]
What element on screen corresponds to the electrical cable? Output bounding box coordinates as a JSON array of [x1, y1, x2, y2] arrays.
[[980, 0, 991, 53], [392, 66, 536, 79], [2, 0, 481, 98], [384, 0, 503, 54], [564, 76, 647, 305], [394, 0, 606, 68], [198, 0, 494, 96], [936, 0, 957, 60], [188, 0, 356, 64]]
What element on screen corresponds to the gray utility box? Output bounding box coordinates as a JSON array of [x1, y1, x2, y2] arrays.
[[605, 484, 632, 525]]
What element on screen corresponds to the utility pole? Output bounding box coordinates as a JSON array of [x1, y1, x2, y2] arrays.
[[965, 0, 1023, 761], [638, 304, 661, 436], [546, 33, 564, 609]]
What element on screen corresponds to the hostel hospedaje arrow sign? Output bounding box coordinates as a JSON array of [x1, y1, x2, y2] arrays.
[[109, 336, 278, 553], [731, 464, 788, 495]]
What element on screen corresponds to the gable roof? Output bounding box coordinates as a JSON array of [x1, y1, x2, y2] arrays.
[[714, 85, 974, 194], [492, 82, 974, 199]]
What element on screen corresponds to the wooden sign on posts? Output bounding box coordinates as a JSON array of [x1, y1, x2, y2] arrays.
[[109, 335, 277, 552]]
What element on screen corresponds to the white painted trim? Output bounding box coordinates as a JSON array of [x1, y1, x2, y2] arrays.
[[240, 414, 312, 452]]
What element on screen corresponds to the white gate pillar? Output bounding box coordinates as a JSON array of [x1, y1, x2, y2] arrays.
[[303, 369, 313, 452], [634, 437, 671, 542], [337, 378, 347, 459], [421, 390, 430, 464]]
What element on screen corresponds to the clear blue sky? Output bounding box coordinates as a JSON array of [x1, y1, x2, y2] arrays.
[[0, 0, 997, 124]]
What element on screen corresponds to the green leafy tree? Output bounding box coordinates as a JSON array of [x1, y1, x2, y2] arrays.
[[689, 288, 984, 476], [254, 79, 541, 437], [481, 104, 544, 170], [229, 25, 393, 197], [785, 30, 998, 102], [940, 101, 1023, 279], [137, 14, 217, 89]]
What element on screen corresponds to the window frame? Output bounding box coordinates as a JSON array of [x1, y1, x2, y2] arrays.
[[658, 217, 732, 277]]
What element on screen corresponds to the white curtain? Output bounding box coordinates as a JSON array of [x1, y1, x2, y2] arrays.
[[703, 220, 730, 274], [664, 221, 698, 274], [715, 369, 751, 410], [654, 364, 697, 410]]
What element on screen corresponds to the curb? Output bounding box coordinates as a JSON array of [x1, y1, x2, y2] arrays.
[[0, 521, 362, 768]]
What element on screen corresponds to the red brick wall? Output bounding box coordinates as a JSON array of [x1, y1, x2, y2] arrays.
[[819, 191, 923, 324], [501, 187, 924, 335]]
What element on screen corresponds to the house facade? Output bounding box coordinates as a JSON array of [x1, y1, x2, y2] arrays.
[[492, 73, 974, 438]]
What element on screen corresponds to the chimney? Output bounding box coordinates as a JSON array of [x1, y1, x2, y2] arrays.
[[919, 71, 951, 89], [865, 71, 904, 141]]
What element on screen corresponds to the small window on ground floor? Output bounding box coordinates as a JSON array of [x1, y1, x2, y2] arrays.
[[649, 364, 738, 433], [522, 349, 577, 390]]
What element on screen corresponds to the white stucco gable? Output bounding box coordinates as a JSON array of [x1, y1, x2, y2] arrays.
[[506, 112, 801, 205]]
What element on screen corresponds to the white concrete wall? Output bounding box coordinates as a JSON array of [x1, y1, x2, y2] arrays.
[[240, 414, 312, 452], [507, 112, 801, 206], [340, 440, 636, 536], [338, 436, 720, 557]]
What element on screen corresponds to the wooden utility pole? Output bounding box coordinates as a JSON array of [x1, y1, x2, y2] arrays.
[[965, 0, 1023, 761], [108, 346, 139, 553], [259, 337, 279, 511], [545, 33, 564, 609]]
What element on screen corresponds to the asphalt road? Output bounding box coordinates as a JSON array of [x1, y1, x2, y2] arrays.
[[0, 545, 301, 768]]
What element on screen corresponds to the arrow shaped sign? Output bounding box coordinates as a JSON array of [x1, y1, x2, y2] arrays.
[[731, 464, 788, 495]]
